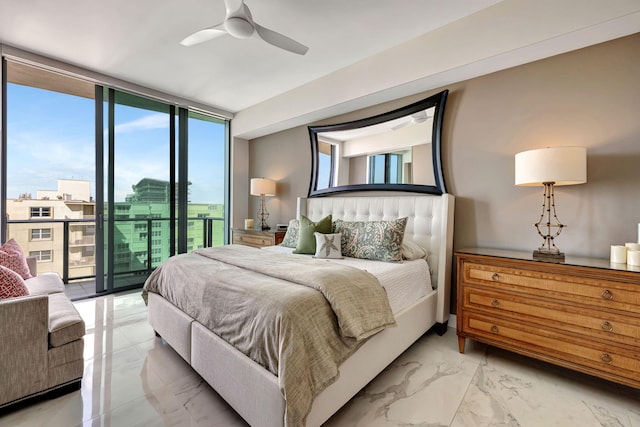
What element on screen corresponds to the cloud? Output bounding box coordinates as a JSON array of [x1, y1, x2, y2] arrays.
[[112, 113, 169, 135]]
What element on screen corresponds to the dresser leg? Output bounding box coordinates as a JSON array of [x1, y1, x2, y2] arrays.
[[457, 336, 465, 354]]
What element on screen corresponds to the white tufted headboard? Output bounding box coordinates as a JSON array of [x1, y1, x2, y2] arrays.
[[297, 194, 455, 323]]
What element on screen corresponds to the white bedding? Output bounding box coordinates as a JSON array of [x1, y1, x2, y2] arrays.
[[260, 245, 432, 314]]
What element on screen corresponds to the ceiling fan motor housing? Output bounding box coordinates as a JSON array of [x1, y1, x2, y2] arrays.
[[225, 17, 254, 38]]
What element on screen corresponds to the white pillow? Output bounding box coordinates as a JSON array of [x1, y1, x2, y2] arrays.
[[402, 239, 427, 261], [313, 232, 343, 259]]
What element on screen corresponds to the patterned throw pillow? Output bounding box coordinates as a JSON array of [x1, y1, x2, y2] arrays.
[[333, 218, 408, 262], [280, 219, 299, 248], [0, 265, 29, 299], [313, 233, 343, 259], [292, 215, 332, 255], [0, 239, 33, 280]]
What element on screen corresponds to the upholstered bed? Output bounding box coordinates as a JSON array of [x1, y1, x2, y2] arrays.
[[144, 194, 454, 427]]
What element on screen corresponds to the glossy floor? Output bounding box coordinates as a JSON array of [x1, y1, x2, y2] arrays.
[[1, 290, 638, 427]]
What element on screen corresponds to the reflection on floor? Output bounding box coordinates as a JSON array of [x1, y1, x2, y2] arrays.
[[1, 290, 638, 427]]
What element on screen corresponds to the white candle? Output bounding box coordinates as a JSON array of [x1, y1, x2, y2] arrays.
[[610, 245, 627, 264], [625, 242, 640, 252], [244, 219, 254, 229], [628, 250, 640, 266], [637, 223, 640, 243]]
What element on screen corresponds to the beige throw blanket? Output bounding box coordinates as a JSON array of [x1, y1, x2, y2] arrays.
[[143, 245, 396, 426]]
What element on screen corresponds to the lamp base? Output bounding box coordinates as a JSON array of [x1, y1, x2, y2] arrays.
[[533, 249, 565, 263], [261, 225, 271, 231]]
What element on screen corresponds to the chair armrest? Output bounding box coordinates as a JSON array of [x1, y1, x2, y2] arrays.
[[26, 255, 38, 277]]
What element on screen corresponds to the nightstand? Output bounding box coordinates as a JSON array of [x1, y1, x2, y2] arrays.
[[456, 247, 640, 389], [231, 228, 285, 248]]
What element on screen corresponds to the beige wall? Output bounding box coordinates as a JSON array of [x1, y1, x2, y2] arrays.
[[246, 34, 640, 262]]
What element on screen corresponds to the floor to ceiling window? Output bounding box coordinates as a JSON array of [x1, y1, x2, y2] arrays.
[[104, 91, 173, 291], [2, 59, 229, 298], [186, 111, 228, 250], [4, 61, 97, 288]]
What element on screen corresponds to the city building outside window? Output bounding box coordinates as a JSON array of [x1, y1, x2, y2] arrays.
[[30, 207, 52, 218], [30, 228, 52, 240], [29, 249, 52, 261]]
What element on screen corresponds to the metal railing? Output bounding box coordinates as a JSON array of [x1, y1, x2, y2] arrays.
[[7, 216, 225, 284]]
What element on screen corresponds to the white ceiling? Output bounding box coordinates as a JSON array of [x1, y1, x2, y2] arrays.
[[1, 0, 640, 139]]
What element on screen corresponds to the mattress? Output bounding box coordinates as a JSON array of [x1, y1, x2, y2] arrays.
[[260, 245, 432, 314]]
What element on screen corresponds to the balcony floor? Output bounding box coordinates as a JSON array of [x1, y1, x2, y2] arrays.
[[64, 281, 98, 300], [64, 277, 145, 301]]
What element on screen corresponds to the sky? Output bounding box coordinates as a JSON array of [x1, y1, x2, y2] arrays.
[[6, 83, 226, 204]]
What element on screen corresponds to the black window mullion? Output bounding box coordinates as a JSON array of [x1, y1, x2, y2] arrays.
[[169, 105, 176, 256], [0, 58, 6, 243], [177, 108, 188, 254], [94, 85, 105, 293], [106, 88, 116, 292], [384, 153, 391, 184]]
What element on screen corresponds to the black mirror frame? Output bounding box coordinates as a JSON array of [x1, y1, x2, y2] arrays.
[[308, 89, 449, 197]]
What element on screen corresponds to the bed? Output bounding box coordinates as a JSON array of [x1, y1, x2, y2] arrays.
[[144, 194, 454, 427]]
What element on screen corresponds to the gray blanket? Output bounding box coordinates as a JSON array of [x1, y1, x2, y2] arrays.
[[142, 245, 396, 426]]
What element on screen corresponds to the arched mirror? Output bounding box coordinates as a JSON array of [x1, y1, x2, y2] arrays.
[[308, 89, 449, 197]]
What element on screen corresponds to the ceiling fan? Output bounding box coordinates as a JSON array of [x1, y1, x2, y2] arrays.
[[391, 110, 431, 130], [180, 0, 309, 55]]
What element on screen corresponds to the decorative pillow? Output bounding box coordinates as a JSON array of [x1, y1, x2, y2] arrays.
[[402, 238, 428, 261], [314, 232, 343, 259], [280, 219, 299, 248], [293, 215, 332, 255], [333, 218, 408, 262], [0, 265, 29, 299], [0, 239, 33, 280]]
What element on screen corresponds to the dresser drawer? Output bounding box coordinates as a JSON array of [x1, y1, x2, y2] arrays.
[[233, 233, 275, 247], [463, 262, 640, 313], [463, 287, 640, 347], [462, 312, 640, 384]]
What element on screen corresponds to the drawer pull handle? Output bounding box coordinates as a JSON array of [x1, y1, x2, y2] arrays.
[[491, 299, 500, 307], [601, 290, 614, 301], [601, 321, 613, 332], [490, 325, 499, 333], [600, 353, 613, 364], [491, 273, 500, 282]]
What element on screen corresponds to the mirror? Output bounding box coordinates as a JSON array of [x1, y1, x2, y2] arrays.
[[308, 89, 448, 197]]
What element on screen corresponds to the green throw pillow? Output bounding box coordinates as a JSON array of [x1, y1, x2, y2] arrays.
[[293, 214, 332, 254]]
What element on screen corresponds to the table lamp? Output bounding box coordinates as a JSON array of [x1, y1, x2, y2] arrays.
[[515, 146, 587, 261], [250, 178, 276, 230]]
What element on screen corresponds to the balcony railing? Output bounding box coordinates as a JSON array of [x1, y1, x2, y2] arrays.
[[7, 216, 225, 285]]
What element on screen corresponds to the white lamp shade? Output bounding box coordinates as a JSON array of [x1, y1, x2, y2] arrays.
[[250, 178, 276, 196], [515, 146, 587, 187]]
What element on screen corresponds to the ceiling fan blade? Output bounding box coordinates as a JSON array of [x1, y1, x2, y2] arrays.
[[180, 23, 227, 46], [391, 121, 410, 131], [254, 23, 308, 55]]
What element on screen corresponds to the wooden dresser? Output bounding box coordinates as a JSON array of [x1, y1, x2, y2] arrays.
[[231, 228, 285, 248], [456, 248, 640, 389]]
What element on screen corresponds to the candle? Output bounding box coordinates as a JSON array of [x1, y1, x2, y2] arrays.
[[625, 242, 640, 252], [637, 223, 640, 243], [628, 250, 640, 266], [244, 219, 254, 229], [610, 245, 627, 264]]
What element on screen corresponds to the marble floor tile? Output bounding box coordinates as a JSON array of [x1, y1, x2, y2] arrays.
[[451, 348, 640, 427], [1, 290, 639, 427], [324, 333, 486, 427]]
